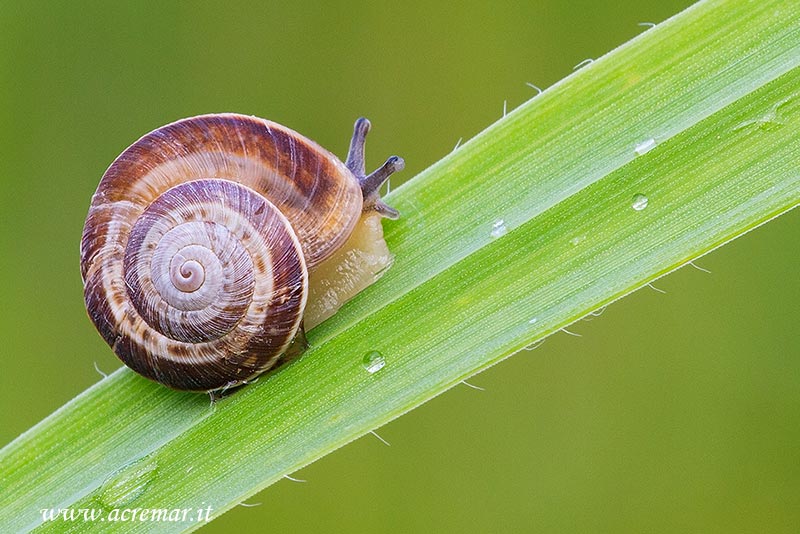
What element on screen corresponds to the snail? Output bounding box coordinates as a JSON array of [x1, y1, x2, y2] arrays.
[[80, 114, 403, 392]]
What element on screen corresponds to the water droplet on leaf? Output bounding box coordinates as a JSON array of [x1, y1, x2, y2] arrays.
[[631, 194, 649, 211], [634, 138, 657, 155], [362, 351, 386, 374], [98, 457, 158, 508], [490, 220, 507, 238]]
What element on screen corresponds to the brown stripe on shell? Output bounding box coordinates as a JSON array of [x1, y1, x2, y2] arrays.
[[85, 114, 362, 269]]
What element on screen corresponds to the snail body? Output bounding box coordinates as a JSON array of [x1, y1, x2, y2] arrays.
[[81, 114, 402, 391]]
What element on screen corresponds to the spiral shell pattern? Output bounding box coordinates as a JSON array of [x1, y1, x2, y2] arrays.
[[81, 114, 364, 391]]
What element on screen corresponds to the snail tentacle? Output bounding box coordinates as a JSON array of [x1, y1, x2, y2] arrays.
[[360, 155, 404, 219], [345, 117, 370, 177], [344, 117, 404, 219]]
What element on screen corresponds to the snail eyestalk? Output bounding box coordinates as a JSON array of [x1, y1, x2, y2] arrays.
[[345, 117, 370, 177], [346, 117, 404, 220]]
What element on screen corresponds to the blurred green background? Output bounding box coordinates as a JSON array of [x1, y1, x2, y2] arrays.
[[2, 1, 798, 532]]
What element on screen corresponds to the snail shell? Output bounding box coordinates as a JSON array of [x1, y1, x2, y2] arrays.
[[81, 114, 402, 391]]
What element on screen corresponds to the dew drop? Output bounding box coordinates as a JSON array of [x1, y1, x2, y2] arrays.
[[733, 96, 791, 131], [362, 351, 386, 374], [490, 219, 507, 238], [634, 138, 657, 155], [98, 457, 158, 508], [631, 194, 649, 211], [528, 317, 538, 325], [570, 235, 585, 246]]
